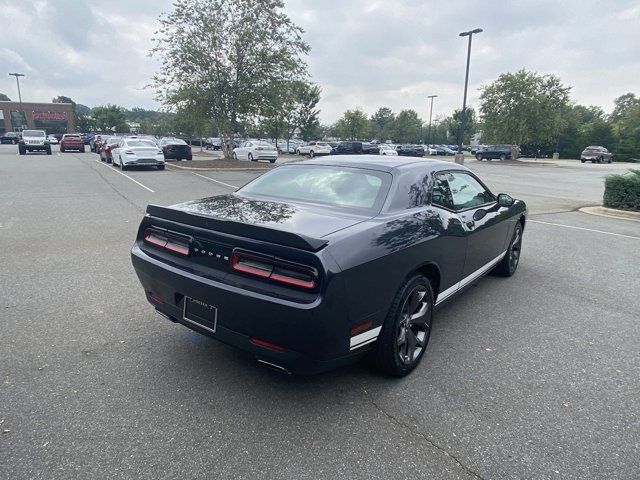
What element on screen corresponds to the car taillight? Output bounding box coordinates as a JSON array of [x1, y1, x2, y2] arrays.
[[143, 228, 190, 256], [231, 251, 317, 290]]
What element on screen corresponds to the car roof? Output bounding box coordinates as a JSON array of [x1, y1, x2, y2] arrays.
[[296, 155, 470, 173]]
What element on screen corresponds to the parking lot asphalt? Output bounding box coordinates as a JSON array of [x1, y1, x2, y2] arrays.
[[1, 145, 639, 479]]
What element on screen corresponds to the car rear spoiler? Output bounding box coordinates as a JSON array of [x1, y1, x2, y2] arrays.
[[145, 204, 329, 252]]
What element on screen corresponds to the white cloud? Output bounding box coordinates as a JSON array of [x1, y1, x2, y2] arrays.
[[0, 0, 637, 122]]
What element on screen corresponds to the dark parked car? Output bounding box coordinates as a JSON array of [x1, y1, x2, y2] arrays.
[[159, 137, 192, 161], [1, 132, 22, 144], [580, 146, 612, 164], [475, 145, 516, 161], [335, 141, 379, 155], [396, 144, 425, 156], [60, 134, 85, 152], [131, 156, 527, 376]]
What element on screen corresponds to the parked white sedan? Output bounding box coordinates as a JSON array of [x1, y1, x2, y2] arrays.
[[378, 144, 398, 156], [233, 141, 278, 163], [46, 135, 59, 145], [295, 141, 332, 157], [112, 138, 166, 170]]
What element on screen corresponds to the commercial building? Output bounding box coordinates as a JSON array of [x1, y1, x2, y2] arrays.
[[0, 101, 76, 135]]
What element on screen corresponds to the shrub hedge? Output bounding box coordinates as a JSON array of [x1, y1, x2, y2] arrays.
[[603, 169, 640, 210]]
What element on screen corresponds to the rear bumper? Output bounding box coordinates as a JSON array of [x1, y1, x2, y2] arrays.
[[61, 143, 84, 150], [131, 246, 363, 374], [163, 151, 192, 160]]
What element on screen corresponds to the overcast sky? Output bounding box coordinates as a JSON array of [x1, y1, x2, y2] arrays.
[[1, 0, 638, 123]]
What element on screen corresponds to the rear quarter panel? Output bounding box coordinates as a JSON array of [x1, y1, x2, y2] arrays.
[[326, 208, 466, 330]]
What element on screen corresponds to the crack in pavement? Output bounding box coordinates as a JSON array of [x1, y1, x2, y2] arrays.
[[360, 385, 485, 480], [74, 154, 145, 214]]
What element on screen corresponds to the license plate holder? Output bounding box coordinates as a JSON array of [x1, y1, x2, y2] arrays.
[[182, 297, 217, 333]]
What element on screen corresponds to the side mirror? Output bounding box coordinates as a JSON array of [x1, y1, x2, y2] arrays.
[[497, 193, 514, 207]]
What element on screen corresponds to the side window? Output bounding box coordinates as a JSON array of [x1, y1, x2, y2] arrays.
[[431, 175, 454, 210], [447, 173, 494, 210]]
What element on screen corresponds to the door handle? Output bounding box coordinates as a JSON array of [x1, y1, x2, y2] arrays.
[[466, 221, 475, 229]]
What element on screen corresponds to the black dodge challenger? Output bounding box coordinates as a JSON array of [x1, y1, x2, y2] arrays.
[[131, 156, 526, 376]]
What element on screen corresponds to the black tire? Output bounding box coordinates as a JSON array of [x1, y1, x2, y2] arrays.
[[19, 146, 26, 155], [581, 159, 586, 163], [309, 150, 315, 158], [119, 157, 127, 170], [157, 165, 165, 170], [60, 147, 65, 153], [248, 153, 255, 162], [269, 159, 276, 163], [493, 221, 523, 277], [186, 156, 192, 161], [46, 147, 52, 155], [233, 153, 238, 160], [499, 153, 507, 161], [476, 153, 483, 160], [81, 147, 85, 153], [371, 274, 434, 377]]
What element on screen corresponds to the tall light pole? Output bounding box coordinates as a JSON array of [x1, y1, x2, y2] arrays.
[[427, 95, 437, 146], [9, 73, 26, 130], [456, 28, 482, 159]]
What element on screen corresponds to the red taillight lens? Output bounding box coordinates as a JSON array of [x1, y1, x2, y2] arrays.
[[250, 337, 285, 352], [144, 228, 190, 256], [231, 251, 317, 290]]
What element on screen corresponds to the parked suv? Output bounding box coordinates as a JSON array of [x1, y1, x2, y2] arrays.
[[19, 130, 52, 155], [580, 146, 612, 164], [475, 144, 516, 161]]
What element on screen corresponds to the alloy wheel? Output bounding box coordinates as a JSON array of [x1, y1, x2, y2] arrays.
[[396, 286, 430, 365], [509, 224, 522, 271]]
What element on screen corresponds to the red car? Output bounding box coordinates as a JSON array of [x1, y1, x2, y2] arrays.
[[60, 134, 85, 153], [99, 136, 122, 163]]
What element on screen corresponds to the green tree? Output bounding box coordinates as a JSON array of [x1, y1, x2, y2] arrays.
[[612, 103, 640, 161], [91, 104, 128, 132], [610, 93, 639, 122], [0, 92, 11, 101], [369, 107, 395, 141], [393, 109, 422, 144], [337, 108, 369, 140], [152, 0, 309, 158], [450, 107, 476, 144], [480, 69, 571, 145]]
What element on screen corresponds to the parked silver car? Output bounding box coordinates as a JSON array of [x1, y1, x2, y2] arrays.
[[580, 146, 612, 164]]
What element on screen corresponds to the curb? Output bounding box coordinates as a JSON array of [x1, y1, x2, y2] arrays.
[[580, 206, 640, 223]]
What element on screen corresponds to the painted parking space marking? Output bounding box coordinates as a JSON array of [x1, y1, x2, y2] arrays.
[[191, 172, 238, 189], [529, 219, 640, 240], [93, 159, 155, 193]]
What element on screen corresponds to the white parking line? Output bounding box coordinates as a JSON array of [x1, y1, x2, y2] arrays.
[[93, 159, 154, 193], [191, 172, 238, 189], [529, 219, 640, 240]]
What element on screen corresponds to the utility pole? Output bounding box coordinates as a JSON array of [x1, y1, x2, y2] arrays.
[[427, 95, 437, 146], [456, 28, 482, 163], [9, 73, 26, 130]]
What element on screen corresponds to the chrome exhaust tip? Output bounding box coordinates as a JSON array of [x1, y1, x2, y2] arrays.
[[257, 359, 292, 375]]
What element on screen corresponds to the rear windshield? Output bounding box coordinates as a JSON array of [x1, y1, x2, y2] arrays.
[[23, 130, 45, 137], [239, 165, 391, 211], [64, 135, 81, 139], [165, 139, 187, 145], [126, 140, 157, 147]]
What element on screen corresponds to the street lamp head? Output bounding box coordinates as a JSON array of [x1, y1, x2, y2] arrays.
[[459, 28, 483, 36], [9, 72, 25, 77], [428, 95, 438, 99]]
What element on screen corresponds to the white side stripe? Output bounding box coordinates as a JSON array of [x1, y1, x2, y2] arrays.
[[350, 326, 382, 350], [435, 250, 507, 306]]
